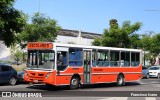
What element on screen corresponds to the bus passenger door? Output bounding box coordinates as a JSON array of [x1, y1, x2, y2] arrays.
[[83, 50, 91, 84]]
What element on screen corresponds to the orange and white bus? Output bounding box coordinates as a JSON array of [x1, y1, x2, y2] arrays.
[[24, 42, 142, 89]]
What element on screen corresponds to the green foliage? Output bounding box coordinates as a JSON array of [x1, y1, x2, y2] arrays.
[[18, 12, 61, 48], [140, 33, 153, 51], [151, 34, 160, 55], [10, 45, 23, 64], [22, 52, 27, 62], [92, 19, 142, 48], [109, 19, 118, 29], [12, 64, 26, 72], [130, 34, 141, 48], [145, 52, 156, 65], [92, 37, 102, 46], [0, 0, 27, 47], [14, 50, 23, 64]]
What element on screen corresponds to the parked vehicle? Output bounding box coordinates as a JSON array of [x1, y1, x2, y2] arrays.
[[17, 71, 24, 83], [149, 66, 160, 78], [142, 66, 149, 79], [0, 64, 17, 85]]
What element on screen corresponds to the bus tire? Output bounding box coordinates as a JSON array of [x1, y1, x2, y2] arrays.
[[116, 74, 125, 86], [70, 77, 80, 89], [46, 84, 55, 88]]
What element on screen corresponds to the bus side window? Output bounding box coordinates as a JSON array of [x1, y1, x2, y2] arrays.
[[121, 52, 130, 67], [110, 51, 119, 67], [69, 48, 82, 66], [97, 50, 109, 67], [131, 52, 140, 67], [92, 50, 97, 67]]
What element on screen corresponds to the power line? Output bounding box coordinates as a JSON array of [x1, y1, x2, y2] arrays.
[[145, 9, 160, 12]]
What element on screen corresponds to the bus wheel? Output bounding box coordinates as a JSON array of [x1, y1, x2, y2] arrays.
[[70, 77, 80, 89], [116, 74, 125, 86], [46, 84, 55, 88]]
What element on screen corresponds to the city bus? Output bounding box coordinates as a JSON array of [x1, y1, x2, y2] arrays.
[[24, 42, 142, 89]]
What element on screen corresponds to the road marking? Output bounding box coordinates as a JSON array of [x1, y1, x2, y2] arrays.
[[99, 97, 156, 100], [140, 81, 160, 85], [150, 81, 160, 83], [98, 97, 128, 100], [146, 97, 156, 100]]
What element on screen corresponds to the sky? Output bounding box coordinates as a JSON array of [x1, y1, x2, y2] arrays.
[[14, 0, 160, 34]]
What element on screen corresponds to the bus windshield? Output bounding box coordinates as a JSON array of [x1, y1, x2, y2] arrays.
[[27, 50, 55, 70]]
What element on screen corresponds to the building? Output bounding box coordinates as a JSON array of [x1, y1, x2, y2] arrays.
[[55, 29, 101, 45], [0, 29, 101, 61]]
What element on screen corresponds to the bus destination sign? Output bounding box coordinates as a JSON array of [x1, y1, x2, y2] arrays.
[[27, 42, 53, 49]]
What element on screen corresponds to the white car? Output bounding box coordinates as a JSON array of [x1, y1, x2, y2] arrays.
[[149, 66, 160, 78]]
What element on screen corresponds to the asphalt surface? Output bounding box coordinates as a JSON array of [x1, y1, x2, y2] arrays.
[[0, 78, 160, 100]]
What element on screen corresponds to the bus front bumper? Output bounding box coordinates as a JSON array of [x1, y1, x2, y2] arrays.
[[24, 71, 55, 84]]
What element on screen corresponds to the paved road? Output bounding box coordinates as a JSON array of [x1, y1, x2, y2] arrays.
[[0, 78, 160, 100]]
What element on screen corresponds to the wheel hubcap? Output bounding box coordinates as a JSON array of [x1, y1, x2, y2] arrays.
[[147, 74, 149, 78], [71, 79, 77, 86], [10, 78, 16, 85], [118, 77, 123, 85]]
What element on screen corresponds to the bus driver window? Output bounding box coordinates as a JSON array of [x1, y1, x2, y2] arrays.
[[57, 52, 63, 66], [57, 51, 68, 71]]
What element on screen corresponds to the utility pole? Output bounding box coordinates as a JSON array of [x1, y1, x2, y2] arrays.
[[77, 30, 82, 44]]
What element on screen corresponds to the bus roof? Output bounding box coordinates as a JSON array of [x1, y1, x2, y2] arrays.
[[27, 42, 141, 52], [53, 43, 141, 52]]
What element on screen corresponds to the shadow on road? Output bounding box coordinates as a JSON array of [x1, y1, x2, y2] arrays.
[[0, 83, 10, 86], [26, 82, 141, 91], [26, 84, 69, 91]]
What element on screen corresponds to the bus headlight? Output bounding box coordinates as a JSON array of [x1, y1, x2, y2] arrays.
[[46, 72, 51, 78], [24, 71, 28, 76]]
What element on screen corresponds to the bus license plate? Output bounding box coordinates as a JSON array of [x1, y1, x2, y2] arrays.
[[34, 80, 38, 83]]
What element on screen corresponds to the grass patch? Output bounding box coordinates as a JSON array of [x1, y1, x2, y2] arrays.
[[0, 61, 26, 72], [12, 64, 26, 72]]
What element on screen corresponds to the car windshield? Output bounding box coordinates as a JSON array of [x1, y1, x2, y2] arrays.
[[149, 67, 160, 70], [142, 66, 147, 70], [27, 50, 55, 70]]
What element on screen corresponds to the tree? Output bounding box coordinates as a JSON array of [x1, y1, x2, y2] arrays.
[[18, 12, 61, 48], [92, 19, 142, 48], [92, 37, 102, 46], [139, 32, 160, 65], [0, 0, 26, 47], [130, 34, 141, 48], [14, 50, 23, 65], [10, 45, 23, 65], [139, 33, 153, 65], [150, 33, 160, 65]]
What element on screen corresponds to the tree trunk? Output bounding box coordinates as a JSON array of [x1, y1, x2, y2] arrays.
[[150, 58, 156, 66]]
